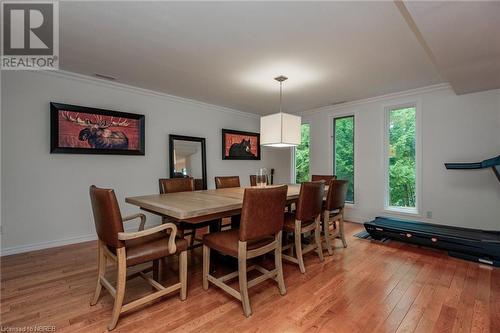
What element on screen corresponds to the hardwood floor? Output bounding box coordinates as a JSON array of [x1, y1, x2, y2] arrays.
[[1, 222, 498, 332]]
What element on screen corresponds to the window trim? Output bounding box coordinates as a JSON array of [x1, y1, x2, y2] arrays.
[[382, 101, 422, 216], [332, 114, 355, 204]]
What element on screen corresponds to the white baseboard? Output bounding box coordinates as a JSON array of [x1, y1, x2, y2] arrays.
[[345, 218, 364, 224], [0, 217, 368, 257], [1, 233, 97, 256], [0, 225, 155, 257], [344, 214, 372, 224]]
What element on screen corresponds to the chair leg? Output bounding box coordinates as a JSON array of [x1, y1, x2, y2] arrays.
[[202, 245, 210, 290], [339, 214, 347, 248], [90, 240, 106, 306], [314, 217, 324, 262], [274, 232, 286, 296], [323, 211, 333, 255], [108, 248, 126, 331], [179, 250, 187, 300], [294, 221, 306, 274], [238, 241, 252, 317]]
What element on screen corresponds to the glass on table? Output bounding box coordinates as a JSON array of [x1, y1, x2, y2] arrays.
[[256, 168, 268, 187]]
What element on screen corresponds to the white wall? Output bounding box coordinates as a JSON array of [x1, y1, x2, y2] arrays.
[[0, 70, 291, 255], [301, 85, 500, 230]]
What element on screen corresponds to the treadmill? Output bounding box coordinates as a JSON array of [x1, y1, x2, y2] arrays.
[[364, 155, 500, 266], [445, 155, 500, 181]]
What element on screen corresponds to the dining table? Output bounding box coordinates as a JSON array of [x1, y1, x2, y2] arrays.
[[126, 183, 329, 271], [125, 184, 303, 224]]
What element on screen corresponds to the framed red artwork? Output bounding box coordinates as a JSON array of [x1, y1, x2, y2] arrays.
[[50, 102, 145, 155], [222, 129, 260, 160]]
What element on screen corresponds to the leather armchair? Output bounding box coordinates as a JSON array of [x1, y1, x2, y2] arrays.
[[89, 185, 188, 330]]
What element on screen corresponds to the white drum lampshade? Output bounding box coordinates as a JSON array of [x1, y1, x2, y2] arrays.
[[260, 112, 301, 147], [260, 75, 302, 147]]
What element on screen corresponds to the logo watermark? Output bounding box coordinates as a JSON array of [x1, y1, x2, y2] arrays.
[[1, 1, 59, 70], [0, 326, 56, 332]]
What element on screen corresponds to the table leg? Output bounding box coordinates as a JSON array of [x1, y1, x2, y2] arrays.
[[230, 215, 241, 229]]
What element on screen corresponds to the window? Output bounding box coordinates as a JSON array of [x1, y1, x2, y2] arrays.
[[333, 116, 355, 203], [294, 123, 310, 183], [386, 106, 417, 211]]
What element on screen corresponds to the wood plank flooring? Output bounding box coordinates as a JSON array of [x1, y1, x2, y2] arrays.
[[1, 222, 498, 332]]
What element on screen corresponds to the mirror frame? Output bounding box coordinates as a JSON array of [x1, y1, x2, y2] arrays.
[[169, 134, 207, 190]]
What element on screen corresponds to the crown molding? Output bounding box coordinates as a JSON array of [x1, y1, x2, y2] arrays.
[[298, 83, 452, 116], [30, 69, 261, 120]]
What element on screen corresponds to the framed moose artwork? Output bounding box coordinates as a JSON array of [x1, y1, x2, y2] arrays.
[[222, 129, 260, 160], [50, 102, 145, 155]]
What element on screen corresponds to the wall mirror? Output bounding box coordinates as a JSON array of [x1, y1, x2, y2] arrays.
[[169, 134, 207, 190]]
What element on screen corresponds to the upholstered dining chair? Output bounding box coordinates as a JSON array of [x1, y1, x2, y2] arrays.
[[282, 181, 325, 273], [322, 179, 349, 254], [311, 175, 338, 227], [311, 174, 337, 182], [159, 177, 195, 194], [202, 185, 288, 317], [159, 178, 214, 248], [215, 175, 241, 189], [215, 176, 241, 229], [249, 174, 269, 186], [89, 185, 187, 331]]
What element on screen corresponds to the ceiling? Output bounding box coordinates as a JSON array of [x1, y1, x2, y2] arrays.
[[59, 1, 499, 115], [403, 1, 500, 95]]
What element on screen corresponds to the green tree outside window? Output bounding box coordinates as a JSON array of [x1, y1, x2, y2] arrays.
[[334, 116, 354, 202], [388, 107, 416, 208], [295, 124, 310, 183]]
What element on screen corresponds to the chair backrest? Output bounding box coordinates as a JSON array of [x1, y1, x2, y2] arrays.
[[325, 179, 349, 211], [239, 185, 288, 242], [215, 176, 240, 189], [295, 181, 325, 222], [159, 178, 195, 194], [311, 174, 337, 182], [249, 174, 269, 186], [89, 185, 125, 249]]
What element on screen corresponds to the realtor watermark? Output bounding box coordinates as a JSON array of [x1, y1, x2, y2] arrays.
[[0, 326, 56, 332], [1, 1, 59, 70]]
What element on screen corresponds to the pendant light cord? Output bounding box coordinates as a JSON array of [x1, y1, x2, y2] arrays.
[[279, 81, 283, 114], [280, 80, 283, 143]]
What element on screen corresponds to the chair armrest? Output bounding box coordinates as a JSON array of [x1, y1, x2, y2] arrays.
[[118, 223, 177, 253], [122, 213, 146, 231]]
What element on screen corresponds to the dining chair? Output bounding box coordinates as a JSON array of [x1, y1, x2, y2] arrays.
[[214, 176, 241, 229], [159, 178, 215, 248], [215, 176, 241, 189], [249, 174, 268, 186], [322, 179, 349, 255], [311, 175, 337, 227], [202, 185, 288, 317], [311, 174, 337, 182], [282, 181, 325, 273], [89, 185, 187, 331]]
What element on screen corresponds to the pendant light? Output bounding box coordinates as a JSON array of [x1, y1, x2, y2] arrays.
[[260, 76, 301, 147]]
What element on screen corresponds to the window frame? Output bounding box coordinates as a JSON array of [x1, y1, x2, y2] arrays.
[[332, 114, 355, 204], [382, 101, 422, 216]]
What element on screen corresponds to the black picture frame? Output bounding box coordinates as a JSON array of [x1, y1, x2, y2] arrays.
[[222, 129, 261, 160], [169, 134, 207, 190], [50, 102, 145, 155]]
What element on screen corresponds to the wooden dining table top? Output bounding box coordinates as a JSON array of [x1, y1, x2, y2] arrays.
[[125, 184, 305, 223]]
